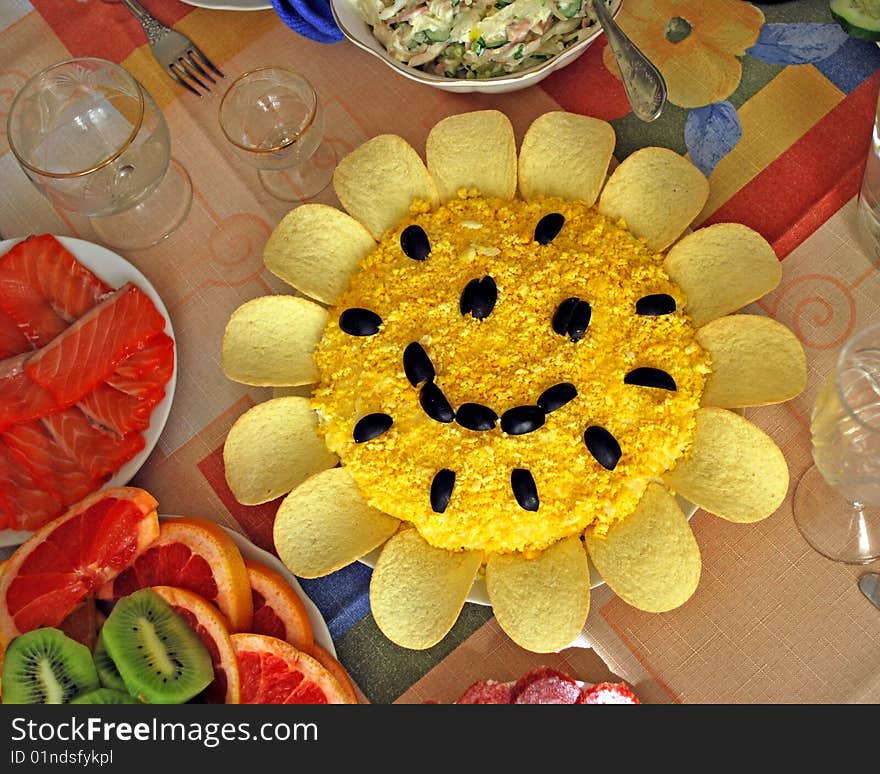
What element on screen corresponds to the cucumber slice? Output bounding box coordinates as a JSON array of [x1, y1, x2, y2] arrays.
[[425, 28, 450, 42], [830, 0, 880, 41], [559, 0, 583, 18]]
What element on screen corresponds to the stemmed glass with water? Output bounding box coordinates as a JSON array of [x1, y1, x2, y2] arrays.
[[794, 322, 880, 563], [7, 57, 192, 251]]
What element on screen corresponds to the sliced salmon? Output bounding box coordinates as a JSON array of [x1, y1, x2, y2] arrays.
[[0, 234, 112, 321], [76, 332, 173, 435], [106, 332, 175, 398], [0, 270, 68, 347], [0, 311, 30, 359], [78, 383, 164, 437], [26, 283, 167, 405], [41, 407, 145, 481], [1, 421, 101, 508], [0, 332, 173, 433], [0, 244, 171, 533], [0, 440, 64, 531], [0, 355, 58, 431]]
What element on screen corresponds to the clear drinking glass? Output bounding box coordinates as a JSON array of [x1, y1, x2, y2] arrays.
[[218, 67, 335, 201], [6, 57, 192, 250], [793, 322, 880, 563]]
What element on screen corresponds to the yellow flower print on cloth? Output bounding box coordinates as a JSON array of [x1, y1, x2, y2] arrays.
[[221, 110, 806, 654], [603, 0, 764, 108]]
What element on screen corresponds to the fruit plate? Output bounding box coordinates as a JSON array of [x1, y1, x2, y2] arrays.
[[218, 521, 337, 657], [358, 497, 697, 606], [0, 236, 177, 548], [0, 516, 336, 671]]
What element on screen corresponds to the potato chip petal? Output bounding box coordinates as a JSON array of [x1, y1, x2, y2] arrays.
[[333, 134, 439, 239], [426, 110, 517, 202], [370, 529, 482, 650], [263, 204, 376, 305], [223, 397, 338, 506], [222, 296, 327, 386], [663, 407, 789, 523], [598, 147, 709, 251], [273, 467, 399, 578], [518, 112, 615, 205], [664, 223, 782, 326], [585, 483, 701, 613], [698, 315, 807, 408], [485, 536, 590, 653]]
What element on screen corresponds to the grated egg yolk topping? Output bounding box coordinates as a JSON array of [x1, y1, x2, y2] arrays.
[[312, 194, 710, 555]]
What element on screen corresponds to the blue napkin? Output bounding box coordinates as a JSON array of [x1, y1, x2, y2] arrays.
[[272, 0, 344, 44]]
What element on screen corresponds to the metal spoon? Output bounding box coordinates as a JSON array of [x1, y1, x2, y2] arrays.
[[591, 0, 667, 122]]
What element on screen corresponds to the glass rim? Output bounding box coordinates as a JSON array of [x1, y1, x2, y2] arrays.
[[218, 66, 318, 154], [6, 56, 146, 180], [834, 321, 880, 433]]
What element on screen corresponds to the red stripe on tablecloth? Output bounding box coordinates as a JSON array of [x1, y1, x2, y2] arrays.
[[539, 37, 632, 121], [703, 68, 880, 259], [29, 0, 193, 63]]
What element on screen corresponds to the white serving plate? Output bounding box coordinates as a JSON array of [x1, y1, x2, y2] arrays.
[[179, 0, 272, 10]]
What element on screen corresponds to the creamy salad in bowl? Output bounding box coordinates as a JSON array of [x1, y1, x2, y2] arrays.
[[352, 0, 610, 78]]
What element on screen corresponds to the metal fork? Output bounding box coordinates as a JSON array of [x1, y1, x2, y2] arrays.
[[119, 0, 224, 96]]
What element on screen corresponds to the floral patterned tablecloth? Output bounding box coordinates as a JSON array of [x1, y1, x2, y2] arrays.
[[1, 0, 879, 704]]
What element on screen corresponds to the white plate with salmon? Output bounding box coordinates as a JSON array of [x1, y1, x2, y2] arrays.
[[0, 235, 176, 546]]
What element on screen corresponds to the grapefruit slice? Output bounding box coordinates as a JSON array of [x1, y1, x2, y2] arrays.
[[0, 487, 159, 645], [245, 559, 313, 652], [98, 517, 253, 633], [152, 585, 241, 705], [231, 633, 354, 704], [308, 642, 359, 704]]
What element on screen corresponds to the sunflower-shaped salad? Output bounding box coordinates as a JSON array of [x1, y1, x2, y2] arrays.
[[221, 110, 806, 653]]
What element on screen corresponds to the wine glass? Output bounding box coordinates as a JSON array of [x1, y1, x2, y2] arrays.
[[793, 322, 880, 563], [218, 67, 335, 201], [6, 57, 192, 251]]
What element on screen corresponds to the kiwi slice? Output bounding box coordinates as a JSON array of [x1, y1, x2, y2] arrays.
[[93, 630, 127, 691], [101, 589, 213, 704], [71, 687, 141, 704], [2, 627, 100, 704]]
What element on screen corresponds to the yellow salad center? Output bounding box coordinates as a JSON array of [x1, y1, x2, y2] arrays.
[[312, 194, 710, 555]]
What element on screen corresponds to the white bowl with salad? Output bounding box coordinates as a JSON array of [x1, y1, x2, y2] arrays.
[[330, 0, 621, 93]]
